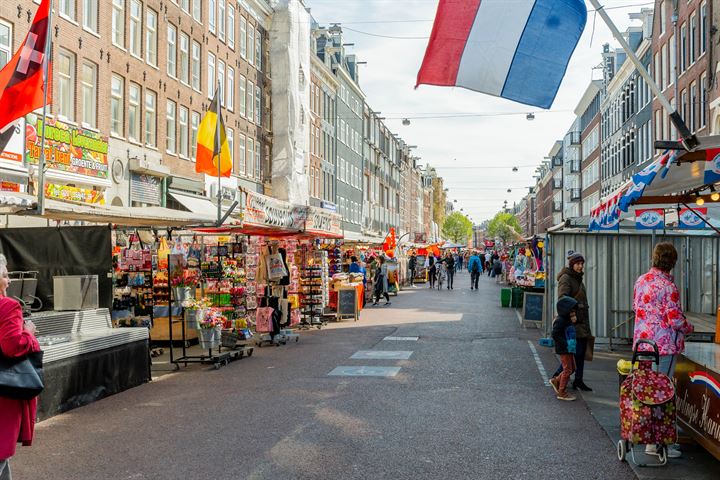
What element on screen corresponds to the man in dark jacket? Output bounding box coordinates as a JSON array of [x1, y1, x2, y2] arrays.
[[551, 252, 592, 391], [443, 252, 455, 289], [408, 253, 417, 286], [550, 296, 579, 401]]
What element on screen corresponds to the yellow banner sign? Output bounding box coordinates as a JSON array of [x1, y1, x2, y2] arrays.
[[45, 183, 105, 205]]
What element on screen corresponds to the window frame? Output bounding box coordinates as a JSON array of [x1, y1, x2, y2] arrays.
[[110, 73, 124, 137], [145, 89, 157, 147], [59, 0, 76, 21], [191, 40, 202, 92], [179, 106, 189, 159], [0, 20, 11, 69], [227, 4, 235, 49], [218, 0, 225, 41], [239, 75, 246, 117], [83, 0, 98, 33], [80, 60, 97, 128], [167, 23, 177, 78], [193, 0, 202, 22], [128, 82, 141, 142], [227, 67, 234, 111], [179, 31, 190, 85], [57, 49, 75, 122], [129, 0, 142, 57], [190, 111, 200, 161], [247, 80, 254, 123], [239, 16, 247, 59], [112, 0, 126, 49], [208, 0, 216, 33], [145, 8, 158, 66], [238, 133, 246, 175], [208, 52, 216, 99], [166, 99, 177, 154]]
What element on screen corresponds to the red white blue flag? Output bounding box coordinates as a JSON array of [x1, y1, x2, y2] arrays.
[[416, 0, 587, 109]]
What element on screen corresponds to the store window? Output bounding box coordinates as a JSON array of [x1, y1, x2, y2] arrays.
[[227, 4, 234, 49], [179, 106, 188, 158], [112, 0, 125, 48], [208, 53, 215, 99], [239, 75, 246, 117], [81, 61, 97, 128], [129, 0, 142, 57], [59, 0, 75, 20], [145, 89, 157, 147], [238, 133, 246, 175], [57, 49, 75, 121], [247, 80, 254, 122], [167, 24, 177, 78], [145, 8, 157, 66], [190, 111, 200, 161], [110, 74, 124, 136], [0, 21, 10, 68], [179, 32, 189, 84], [128, 82, 141, 142], [239, 16, 247, 59], [227, 67, 234, 110], [83, 0, 98, 32], [166, 99, 176, 154], [191, 40, 201, 91]]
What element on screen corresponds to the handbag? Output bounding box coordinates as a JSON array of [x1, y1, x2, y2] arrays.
[[585, 336, 595, 362], [0, 350, 44, 400], [255, 307, 274, 333], [266, 252, 288, 281]]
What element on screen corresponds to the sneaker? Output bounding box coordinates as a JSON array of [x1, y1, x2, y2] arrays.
[[645, 445, 682, 458], [384, 302, 391, 306], [549, 377, 560, 394], [372, 302, 379, 306], [573, 380, 593, 392], [556, 393, 577, 401]]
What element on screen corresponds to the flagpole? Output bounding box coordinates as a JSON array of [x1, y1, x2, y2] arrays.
[[37, 0, 53, 216], [216, 81, 222, 226], [588, 0, 697, 151]]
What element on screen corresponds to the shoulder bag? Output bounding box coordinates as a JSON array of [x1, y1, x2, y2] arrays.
[[0, 350, 44, 400]]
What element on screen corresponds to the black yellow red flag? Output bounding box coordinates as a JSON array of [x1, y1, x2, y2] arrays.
[[195, 89, 231, 177]]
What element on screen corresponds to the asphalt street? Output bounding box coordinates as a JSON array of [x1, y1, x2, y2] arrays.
[[12, 270, 635, 480]]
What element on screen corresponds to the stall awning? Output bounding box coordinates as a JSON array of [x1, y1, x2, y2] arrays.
[[168, 191, 220, 217]]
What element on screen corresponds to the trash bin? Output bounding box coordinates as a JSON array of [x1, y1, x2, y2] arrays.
[[500, 288, 511, 307], [511, 287, 524, 308]]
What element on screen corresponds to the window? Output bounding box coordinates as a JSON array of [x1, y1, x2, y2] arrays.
[[227, 67, 234, 110], [247, 80, 254, 122], [166, 100, 176, 153], [227, 5, 234, 48], [701, 73, 707, 129], [701, 2, 708, 55], [190, 111, 200, 160], [238, 134, 246, 174], [57, 50, 75, 121], [191, 40, 201, 91], [110, 74, 124, 135], [129, 0, 142, 56], [112, 0, 125, 48], [193, 0, 201, 22], [248, 26, 255, 65], [179, 32, 189, 84], [145, 90, 156, 147], [239, 16, 247, 59], [181, 0, 190, 14], [128, 82, 141, 142], [690, 81, 697, 132], [179, 106, 189, 158], [0, 21, 10, 68], [218, 60, 225, 106], [167, 24, 177, 77], [208, 0, 216, 33], [145, 8, 157, 66], [59, 0, 75, 20], [255, 84, 261, 124], [227, 128, 234, 169], [83, 0, 98, 32], [81, 61, 97, 127], [218, 0, 225, 41], [659, 0, 666, 36], [668, 34, 675, 86], [208, 53, 215, 99], [660, 44, 667, 89], [255, 29, 262, 71], [690, 13, 697, 65], [239, 75, 246, 117], [247, 138, 254, 178], [255, 141, 261, 178], [680, 23, 687, 72]]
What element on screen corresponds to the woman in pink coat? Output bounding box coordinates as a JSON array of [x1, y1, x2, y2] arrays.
[[0, 255, 40, 480]]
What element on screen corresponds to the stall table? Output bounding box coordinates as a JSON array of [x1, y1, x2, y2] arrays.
[[685, 312, 717, 343], [328, 283, 364, 313], [675, 342, 720, 461]]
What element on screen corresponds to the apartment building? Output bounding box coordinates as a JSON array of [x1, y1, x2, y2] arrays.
[[0, 0, 272, 215], [576, 81, 602, 215]]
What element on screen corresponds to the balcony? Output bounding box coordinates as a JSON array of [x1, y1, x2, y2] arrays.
[[552, 154, 563, 167], [570, 161, 581, 173], [552, 178, 563, 189], [566, 131, 581, 146], [569, 188, 581, 201], [552, 201, 563, 212]]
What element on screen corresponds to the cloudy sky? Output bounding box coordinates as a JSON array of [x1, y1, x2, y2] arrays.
[[306, 0, 650, 223]]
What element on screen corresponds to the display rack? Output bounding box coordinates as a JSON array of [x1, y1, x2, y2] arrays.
[[298, 248, 328, 329]]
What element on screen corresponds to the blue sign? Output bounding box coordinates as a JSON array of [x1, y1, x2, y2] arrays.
[[635, 209, 665, 230]]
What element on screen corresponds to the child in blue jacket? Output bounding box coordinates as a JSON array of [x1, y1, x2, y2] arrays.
[[550, 296, 579, 401]]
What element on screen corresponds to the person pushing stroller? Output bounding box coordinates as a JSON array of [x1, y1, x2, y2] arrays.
[[435, 261, 447, 290]]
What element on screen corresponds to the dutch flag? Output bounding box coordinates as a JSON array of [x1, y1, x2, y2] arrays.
[[416, 0, 587, 109]]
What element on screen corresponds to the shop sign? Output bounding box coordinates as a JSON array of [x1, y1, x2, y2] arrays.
[[0, 119, 24, 162], [321, 201, 337, 212], [676, 357, 720, 461], [679, 208, 707, 229], [634, 208, 665, 230], [305, 206, 342, 236], [25, 116, 109, 179], [1, 181, 20, 192], [45, 183, 105, 205], [243, 190, 306, 230], [130, 173, 162, 206]]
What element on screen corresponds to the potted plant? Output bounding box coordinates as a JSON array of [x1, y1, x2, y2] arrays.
[[183, 297, 211, 329], [197, 308, 225, 349], [171, 271, 199, 305]]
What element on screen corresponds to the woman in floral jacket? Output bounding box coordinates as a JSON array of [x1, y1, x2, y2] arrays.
[[633, 242, 693, 459]]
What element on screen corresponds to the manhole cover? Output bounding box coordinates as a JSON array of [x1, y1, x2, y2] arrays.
[[328, 366, 401, 377]]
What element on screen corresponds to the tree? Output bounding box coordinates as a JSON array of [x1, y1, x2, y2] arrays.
[[487, 212, 522, 244], [442, 211, 473, 244]]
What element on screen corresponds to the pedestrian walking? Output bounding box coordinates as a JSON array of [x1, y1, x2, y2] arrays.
[[485, 251, 493, 276], [372, 256, 391, 306], [551, 252, 593, 392], [427, 254, 437, 289], [550, 296, 579, 401], [454, 252, 462, 272], [408, 253, 417, 287], [444, 252, 455, 289], [633, 242, 694, 458], [468, 251, 482, 290], [0, 254, 41, 480], [436, 261, 447, 290]]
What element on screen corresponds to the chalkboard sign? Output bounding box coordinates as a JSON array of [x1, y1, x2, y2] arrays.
[[523, 292, 544, 324], [337, 287, 358, 321]]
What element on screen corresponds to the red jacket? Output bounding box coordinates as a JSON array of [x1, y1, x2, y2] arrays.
[[0, 297, 41, 459]]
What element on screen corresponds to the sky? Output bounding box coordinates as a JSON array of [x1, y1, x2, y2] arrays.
[[305, 0, 652, 223]]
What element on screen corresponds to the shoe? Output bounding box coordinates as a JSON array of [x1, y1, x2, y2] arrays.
[[645, 445, 682, 458], [573, 380, 593, 392], [549, 377, 560, 394], [372, 302, 379, 306], [384, 302, 391, 306], [556, 393, 577, 401]]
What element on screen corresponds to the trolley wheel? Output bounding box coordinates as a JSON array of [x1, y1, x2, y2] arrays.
[[247, 348, 254, 357], [617, 440, 627, 462], [213, 363, 221, 370]]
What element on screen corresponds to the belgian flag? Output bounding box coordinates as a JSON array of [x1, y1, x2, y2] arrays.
[[195, 88, 232, 177]]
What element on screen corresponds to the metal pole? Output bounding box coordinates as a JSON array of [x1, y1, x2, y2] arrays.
[[37, 0, 54, 215], [588, 0, 697, 150], [216, 82, 222, 226]]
